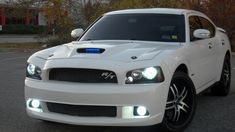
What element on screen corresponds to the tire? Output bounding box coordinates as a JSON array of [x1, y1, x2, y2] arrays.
[[211, 55, 231, 96], [161, 72, 196, 132]]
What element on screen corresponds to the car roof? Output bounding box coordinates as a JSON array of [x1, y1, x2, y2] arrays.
[[105, 8, 203, 16]]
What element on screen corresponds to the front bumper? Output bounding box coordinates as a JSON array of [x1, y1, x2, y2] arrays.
[[25, 79, 170, 126]]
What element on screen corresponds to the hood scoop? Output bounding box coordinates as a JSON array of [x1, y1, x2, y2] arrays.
[[77, 48, 105, 54]]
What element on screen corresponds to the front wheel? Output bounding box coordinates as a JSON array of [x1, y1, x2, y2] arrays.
[[161, 72, 196, 132]]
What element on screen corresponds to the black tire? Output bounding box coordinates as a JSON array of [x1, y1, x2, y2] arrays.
[[211, 55, 231, 96], [161, 72, 196, 132]]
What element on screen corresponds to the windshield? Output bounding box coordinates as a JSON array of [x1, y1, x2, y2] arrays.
[[80, 14, 185, 42]]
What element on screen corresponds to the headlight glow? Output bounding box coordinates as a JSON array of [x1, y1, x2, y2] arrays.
[[126, 76, 134, 83], [136, 106, 148, 116], [26, 63, 42, 80], [125, 66, 164, 84], [131, 70, 142, 80], [31, 99, 41, 108], [26, 99, 43, 112], [142, 67, 158, 80], [27, 64, 36, 75]]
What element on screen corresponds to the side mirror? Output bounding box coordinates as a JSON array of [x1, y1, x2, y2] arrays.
[[71, 28, 84, 38], [193, 29, 211, 39]]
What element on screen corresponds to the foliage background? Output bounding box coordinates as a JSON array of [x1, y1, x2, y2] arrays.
[[4, 0, 235, 50]]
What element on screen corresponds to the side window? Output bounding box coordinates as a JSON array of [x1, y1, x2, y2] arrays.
[[189, 16, 202, 41], [199, 17, 216, 38]]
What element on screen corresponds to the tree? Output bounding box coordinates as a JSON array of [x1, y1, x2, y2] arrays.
[[204, 0, 235, 50], [41, 0, 76, 45], [42, 0, 72, 32], [3, 0, 40, 21], [80, 0, 186, 26], [109, 0, 182, 10], [79, 0, 108, 27], [7, 0, 234, 50]]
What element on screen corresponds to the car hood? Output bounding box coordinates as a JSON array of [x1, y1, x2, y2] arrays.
[[35, 40, 180, 62]]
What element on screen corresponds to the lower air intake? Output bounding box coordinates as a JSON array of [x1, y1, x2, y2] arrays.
[[47, 102, 117, 117]]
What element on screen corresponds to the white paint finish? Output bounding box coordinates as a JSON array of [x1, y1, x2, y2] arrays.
[[71, 28, 84, 38], [25, 8, 230, 126], [106, 8, 203, 16], [25, 77, 170, 126], [37, 41, 180, 63], [187, 36, 220, 89]]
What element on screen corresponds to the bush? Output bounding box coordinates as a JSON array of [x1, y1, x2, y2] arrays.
[[0, 24, 47, 34]]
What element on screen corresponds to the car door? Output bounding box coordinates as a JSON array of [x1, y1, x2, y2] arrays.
[[198, 16, 219, 79], [187, 15, 218, 89]]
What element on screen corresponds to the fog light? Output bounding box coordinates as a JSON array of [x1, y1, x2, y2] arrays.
[[137, 106, 147, 116], [122, 106, 149, 119], [27, 99, 43, 112], [31, 99, 40, 108]]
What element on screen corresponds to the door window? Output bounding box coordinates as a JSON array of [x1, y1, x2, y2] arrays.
[[189, 16, 202, 41], [198, 17, 216, 38]]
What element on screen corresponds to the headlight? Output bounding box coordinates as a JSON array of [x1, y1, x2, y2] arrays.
[[26, 63, 42, 80], [142, 67, 158, 80], [126, 66, 164, 84]]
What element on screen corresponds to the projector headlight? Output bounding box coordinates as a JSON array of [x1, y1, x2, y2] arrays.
[[126, 66, 164, 84], [26, 63, 42, 80]]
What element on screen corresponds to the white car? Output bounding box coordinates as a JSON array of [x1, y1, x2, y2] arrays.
[[25, 8, 231, 131]]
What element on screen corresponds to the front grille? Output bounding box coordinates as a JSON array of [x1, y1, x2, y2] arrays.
[[49, 68, 118, 83], [47, 102, 117, 117]]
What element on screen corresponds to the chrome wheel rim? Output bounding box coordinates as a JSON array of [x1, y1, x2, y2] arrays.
[[165, 81, 193, 125], [166, 84, 189, 122]]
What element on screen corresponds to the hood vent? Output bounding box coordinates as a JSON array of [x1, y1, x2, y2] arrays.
[[77, 48, 105, 54]]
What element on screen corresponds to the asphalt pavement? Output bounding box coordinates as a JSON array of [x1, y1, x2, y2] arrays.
[[0, 35, 46, 43], [0, 51, 234, 132]]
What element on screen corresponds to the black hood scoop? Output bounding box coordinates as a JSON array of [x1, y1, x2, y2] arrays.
[[77, 48, 105, 54]]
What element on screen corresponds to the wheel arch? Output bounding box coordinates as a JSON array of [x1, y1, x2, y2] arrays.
[[225, 50, 231, 60], [175, 64, 189, 75], [216, 50, 231, 81], [171, 62, 196, 91]]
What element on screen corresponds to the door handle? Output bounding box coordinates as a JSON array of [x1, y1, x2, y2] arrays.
[[208, 43, 213, 49], [221, 40, 225, 46]]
